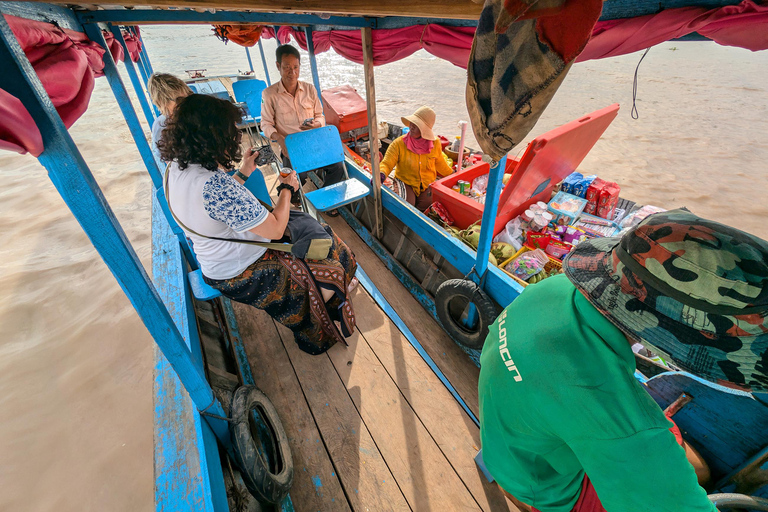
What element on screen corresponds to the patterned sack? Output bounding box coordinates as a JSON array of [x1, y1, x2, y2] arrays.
[[467, 0, 603, 160]]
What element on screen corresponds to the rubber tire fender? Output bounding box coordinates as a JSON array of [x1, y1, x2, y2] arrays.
[[435, 279, 499, 350], [708, 493, 768, 511], [229, 385, 294, 505]]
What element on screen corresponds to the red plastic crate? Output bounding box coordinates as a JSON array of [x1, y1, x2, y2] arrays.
[[431, 104, 620, 233]]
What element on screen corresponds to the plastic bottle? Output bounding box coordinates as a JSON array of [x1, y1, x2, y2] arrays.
[[452, 136, 461, 151]]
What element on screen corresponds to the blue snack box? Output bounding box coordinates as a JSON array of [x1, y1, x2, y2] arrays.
[[548, 191, 588, 227], [561, 172, 583, 195], [571, 174, 597, 198]]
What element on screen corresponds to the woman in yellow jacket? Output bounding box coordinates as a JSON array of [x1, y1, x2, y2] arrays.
[[380, 106, 453, 211]]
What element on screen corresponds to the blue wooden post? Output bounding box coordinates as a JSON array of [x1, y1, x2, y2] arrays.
[[258, 38, 272, 85], [474, 155, 508, 284], [81, 24, 162, 189], [304, 26, 323, 108], [94, 23, 156, 130], [130, 26, 161, 119], [244, 46, 255, 72], [0, 16, 231, 449]]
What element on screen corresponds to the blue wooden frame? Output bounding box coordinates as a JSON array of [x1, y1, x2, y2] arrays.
[[108, 24, 156, 128], [257, 39, 272, 85], [304, 26, 323, 108]]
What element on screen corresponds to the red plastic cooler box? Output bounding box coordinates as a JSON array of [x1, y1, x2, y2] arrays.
[[321, 85, 368, 140], [431, 104, 620, 233]]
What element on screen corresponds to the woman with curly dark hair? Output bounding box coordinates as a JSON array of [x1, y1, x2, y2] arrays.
[[159, 94, 357, 355]]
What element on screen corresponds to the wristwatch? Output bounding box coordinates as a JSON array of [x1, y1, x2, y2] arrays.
[[276, 183, 296, 195], [234, 170, 249, 182]]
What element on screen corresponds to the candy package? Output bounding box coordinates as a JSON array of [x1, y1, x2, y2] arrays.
[[573, 213, 620, 237], [561, 172, 583, 195], [506, 249, 548, 281], [597, 182, 621, 220], [548, 191, 588, 227], [571, 174, 597, 198]]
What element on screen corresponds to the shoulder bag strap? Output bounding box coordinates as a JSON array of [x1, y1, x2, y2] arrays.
[[163, 163, 294, 253]]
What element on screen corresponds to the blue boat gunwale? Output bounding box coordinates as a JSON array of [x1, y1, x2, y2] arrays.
[[2, 0, 767, 508]]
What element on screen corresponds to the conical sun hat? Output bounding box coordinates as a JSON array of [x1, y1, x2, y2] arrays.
[[401, 106, 436, 140], [563, 208, 768, 392]]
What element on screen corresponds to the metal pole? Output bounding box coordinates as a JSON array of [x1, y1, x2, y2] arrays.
[[0, 16, 231, 449], [84, 23, 161, 187], [474, 155, 507, 283], [257, 38, 271, 85], [361, 27, 383, 239], [272, 25, 281, 44], [133, 27, 155, 76], [244, 46, 255, 73], [303, 26, 323, 109]]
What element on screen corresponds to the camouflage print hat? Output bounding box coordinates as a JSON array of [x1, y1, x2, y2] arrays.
[[563, 209, 768, 392]]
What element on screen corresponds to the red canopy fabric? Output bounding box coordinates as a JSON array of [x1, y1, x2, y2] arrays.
[[264, 0, 767, 69], [577, 0, 768, 61], [0, 15, 141, 156]]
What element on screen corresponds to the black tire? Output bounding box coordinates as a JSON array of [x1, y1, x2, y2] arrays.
[[229, 385, 294, 505], [435, 279, 499, 350], [709, 493, 768, 511]]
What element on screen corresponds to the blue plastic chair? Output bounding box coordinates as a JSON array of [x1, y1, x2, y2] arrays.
[[232, 79, 268, 122], [284, 125, 371, 212]]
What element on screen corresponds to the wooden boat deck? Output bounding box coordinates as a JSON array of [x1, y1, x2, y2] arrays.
[[232, 214, 515, 511]]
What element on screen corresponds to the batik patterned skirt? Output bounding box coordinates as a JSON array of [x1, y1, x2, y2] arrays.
[[205, 232, 357, 355]]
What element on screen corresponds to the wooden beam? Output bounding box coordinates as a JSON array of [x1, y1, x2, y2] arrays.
[[30, 0, 484, 20], [361, 26, 383, 239]]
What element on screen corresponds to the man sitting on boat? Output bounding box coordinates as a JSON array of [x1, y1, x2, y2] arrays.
[[159, 94, 358, 355], [261, 44, 345, 202], [478, 209, 768, 512], [147, 72, 193, 164], [379, 106, 453, 211]]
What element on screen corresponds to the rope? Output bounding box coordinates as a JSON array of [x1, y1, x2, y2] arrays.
[[631, 48, 651, 120], [198, 396, 237, 423]]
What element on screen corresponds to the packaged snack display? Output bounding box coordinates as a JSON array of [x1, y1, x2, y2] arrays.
[[506, 249, 549, 281], [545, 240, 572, 260], [597, 181, 621, 220], [619, 205, 666, 231], [561, 172, 583, 195], [584, 177, 606, 215], [571, 174, 597, 198], [573, 213, 620, 237], [548, 192, 588, 226]]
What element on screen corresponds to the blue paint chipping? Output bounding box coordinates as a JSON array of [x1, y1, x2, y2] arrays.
[[312, 476, 323, 488]]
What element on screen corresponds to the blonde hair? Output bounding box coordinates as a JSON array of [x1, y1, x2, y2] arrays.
[[147, 73, 193, 116]]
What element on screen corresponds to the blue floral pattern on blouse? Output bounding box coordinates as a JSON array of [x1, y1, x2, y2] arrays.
[[202, 172, 268, 233]]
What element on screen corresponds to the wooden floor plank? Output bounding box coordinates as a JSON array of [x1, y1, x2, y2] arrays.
[[351, 288, 516, 512], [268, 313, 410, 512], [317, 315, 483, 511], [326, 213, 482, 418], [233, 303, 352, 511]]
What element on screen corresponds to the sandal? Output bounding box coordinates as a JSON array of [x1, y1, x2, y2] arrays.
[[325, 209, 340, 217]]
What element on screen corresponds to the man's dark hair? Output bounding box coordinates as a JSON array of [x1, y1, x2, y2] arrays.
[[159, 94, 242, 171], [275, 44, 301, 64]]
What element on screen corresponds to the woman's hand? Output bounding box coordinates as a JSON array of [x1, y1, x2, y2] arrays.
[[278, 169, 300, 194], [239, 147, 260, 177]]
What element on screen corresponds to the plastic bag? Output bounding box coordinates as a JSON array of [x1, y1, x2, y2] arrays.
[[619, 205, 666, 230], [506, 249, 548, 281], [493, 217, 523, 250], [471, 173, 489, 195]]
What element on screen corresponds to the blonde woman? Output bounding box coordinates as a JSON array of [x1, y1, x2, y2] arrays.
[[147, 72, 193, 163]]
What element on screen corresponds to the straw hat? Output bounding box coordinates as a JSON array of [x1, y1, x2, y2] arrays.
[[563, 209, 768, 392], [401, 106, 437, 140]]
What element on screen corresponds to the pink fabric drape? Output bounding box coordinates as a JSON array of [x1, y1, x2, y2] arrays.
[[1, 15, 141, 156], [263, 0, 767, 69], [577, 0, 768, 61]]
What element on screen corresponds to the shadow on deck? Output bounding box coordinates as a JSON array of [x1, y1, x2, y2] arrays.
[[232, 215, 515, 511]]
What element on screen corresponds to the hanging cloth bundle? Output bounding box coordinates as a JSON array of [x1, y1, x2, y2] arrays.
[[212, 24, 264, 47], [466, 0, 603, 161]]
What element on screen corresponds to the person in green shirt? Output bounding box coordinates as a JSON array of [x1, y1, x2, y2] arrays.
[[478, 209, 768, 512]]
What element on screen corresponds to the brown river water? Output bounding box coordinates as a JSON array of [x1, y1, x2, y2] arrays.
[[1, 26, 766, 510]]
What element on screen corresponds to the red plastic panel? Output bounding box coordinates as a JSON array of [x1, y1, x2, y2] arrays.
[[321, 85, 369, 135]]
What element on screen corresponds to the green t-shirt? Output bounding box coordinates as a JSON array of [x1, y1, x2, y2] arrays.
[[478, 274, 715, 512]]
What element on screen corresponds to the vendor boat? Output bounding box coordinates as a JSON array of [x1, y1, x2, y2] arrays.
[[2, 0, 768, 511]]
